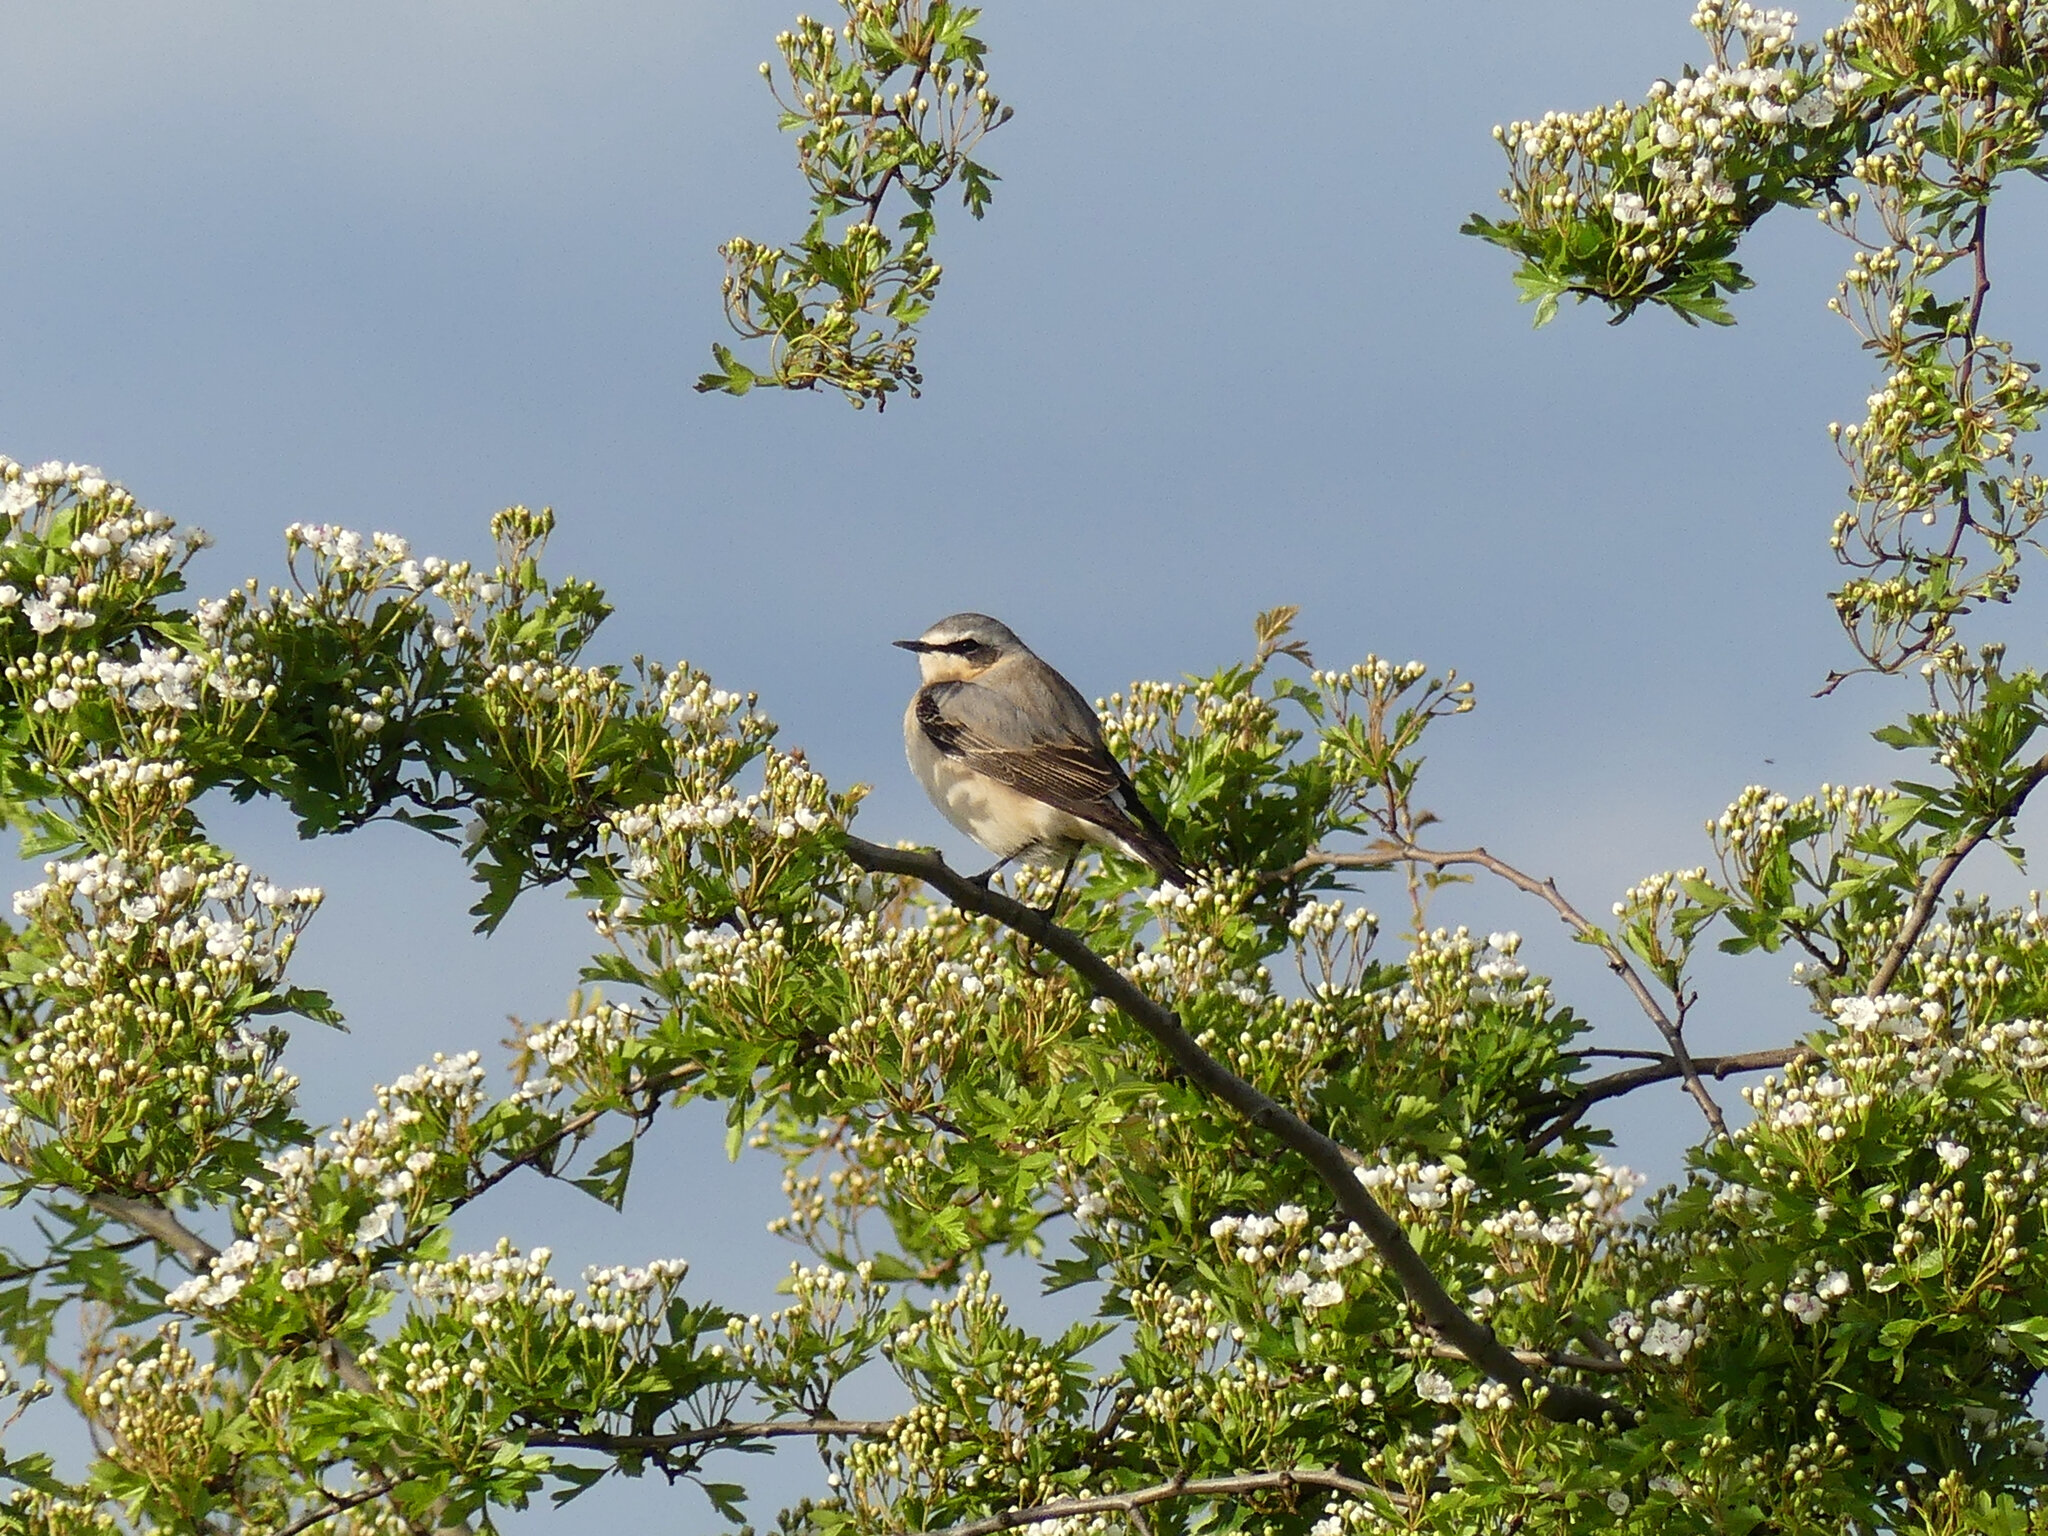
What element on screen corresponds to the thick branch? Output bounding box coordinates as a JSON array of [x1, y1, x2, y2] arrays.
[[843, 836, 1630, 1426], [1526, 1049, 1795, 1149], [913, 1469, 1400, 1536], [86, 1193, 219, 1269], [1866, 750, 2048, 996], [1279, 843, 1729, 1140]]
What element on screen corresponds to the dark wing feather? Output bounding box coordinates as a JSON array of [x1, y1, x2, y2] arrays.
[[916, 682, 1190, 883]]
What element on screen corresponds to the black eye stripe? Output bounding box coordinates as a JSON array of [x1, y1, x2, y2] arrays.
[[936, 639, 983, 655]]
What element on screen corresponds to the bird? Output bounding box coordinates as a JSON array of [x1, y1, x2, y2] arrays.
[[895, 612, 1190, 907]]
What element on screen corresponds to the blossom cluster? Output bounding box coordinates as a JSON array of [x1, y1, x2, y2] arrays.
[[1134, 877, 1275, 1005], [592, 681, 836, 945], [1689, 968, 2048, 1447], [0, 459, 208, 614], [1384, 928, 1552, 1042], [1288, 896, 1381, 996], [1492, 1, 1860, 289], [79, 1325, 235, 1514], [166, 1054, 490, 1320], [281, 522, 492, 614], [1480, 1162, 1643, 1249], [813, 911, 1036, 1084], [358, 1241, 693, 1437], [1210, 1203, 1377, 1316], [1607, 1285, 1712, 1362], [0, 757, 320, 1182], [843, 1267, 1114, 1518], [606, 760, 833, 886], [509, 999, 642, 1105], [722, 1258, 886, 1420], [213, 520, 498, 741]]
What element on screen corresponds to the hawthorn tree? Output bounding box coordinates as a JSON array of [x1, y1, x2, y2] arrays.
[[3, 0, 2048, 1533]]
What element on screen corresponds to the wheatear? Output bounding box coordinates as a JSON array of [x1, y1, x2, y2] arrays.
[[895, 613, 1190, 900]]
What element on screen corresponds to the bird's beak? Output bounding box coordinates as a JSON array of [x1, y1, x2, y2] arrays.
[[892, 639, 930, 652]]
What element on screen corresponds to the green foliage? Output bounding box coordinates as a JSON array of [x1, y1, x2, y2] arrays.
[[1467, 0, 2048, 679], [698, 1, 1012, 409], [5, 1, 2048, 1533]]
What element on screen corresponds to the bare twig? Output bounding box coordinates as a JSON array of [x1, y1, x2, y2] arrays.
[[910, 1469, 1402, 1536], [271, 1478, 400, 1536], [1865, 750, 2048, 996], [450, 1058, 703, 1218], [0, 1232, 148, 1284], [524, 1417, 894, 1455], [842, 836, 1631, 1426], [1563, 1313, 1622, 1363], [1277, 843, 1731, 1141]]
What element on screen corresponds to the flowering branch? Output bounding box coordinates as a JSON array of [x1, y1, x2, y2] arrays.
[[1275, 842, 1731, 1141], [1864, 749, 2048, 996], [840, 835, 1632, 1426], [76, 1223, 406, 1521], [700, 0, 1012, 408], [84, 1194, 384, 1384], [909, 1469, 1403, 1536]]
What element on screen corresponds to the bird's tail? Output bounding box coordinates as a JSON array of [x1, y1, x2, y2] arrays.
[[1118, 821, 1192, 888]]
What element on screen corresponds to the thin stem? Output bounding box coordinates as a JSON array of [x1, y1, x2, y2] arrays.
[[449, 1059, 703, 1220], [1415, 1341, 1654, 1377], [0, 1232, 148, 1284], [1279, 842, 1731, 1141], [912, 1469, 1403, 1536], [843, 835, 1630, 1426], [271, 1479, 401, 1536]]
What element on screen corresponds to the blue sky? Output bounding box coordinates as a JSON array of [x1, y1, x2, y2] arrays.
[[5, 1, 2047, 1525]]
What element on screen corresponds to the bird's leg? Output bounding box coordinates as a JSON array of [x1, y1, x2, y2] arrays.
[[968, 854, 1016, 890], [1042, 850, 1080, 922]]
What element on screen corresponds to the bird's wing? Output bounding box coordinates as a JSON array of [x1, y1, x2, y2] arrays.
[[915, 680, 1128, 816], [917, 679, 1190, 883]]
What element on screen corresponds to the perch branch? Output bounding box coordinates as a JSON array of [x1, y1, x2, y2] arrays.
[[843, 835, 1630, 1426]]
